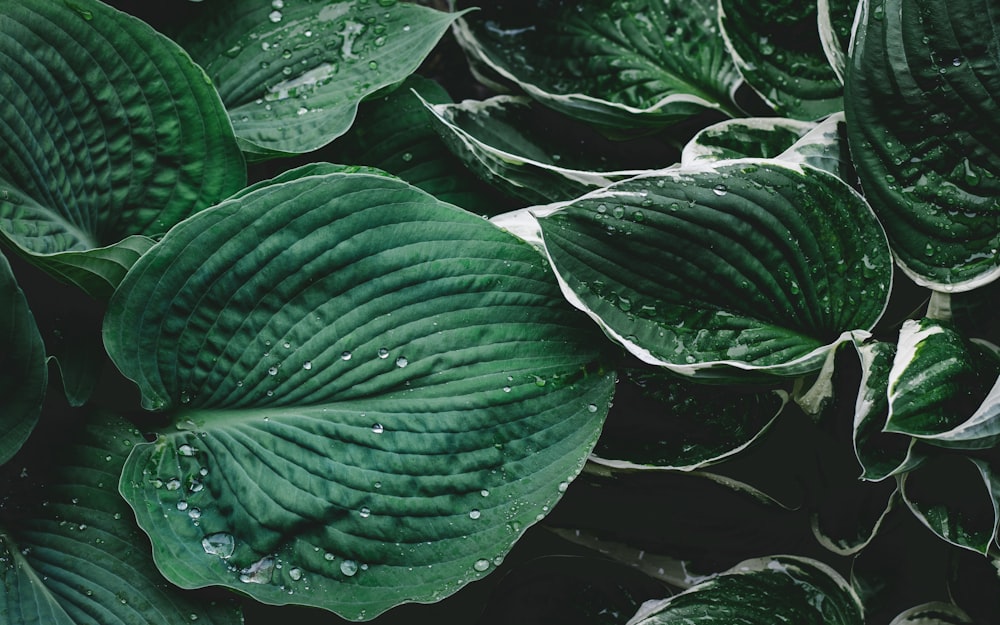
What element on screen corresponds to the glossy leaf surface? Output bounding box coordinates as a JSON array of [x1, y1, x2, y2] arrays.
[[105, 172, 613, 619]]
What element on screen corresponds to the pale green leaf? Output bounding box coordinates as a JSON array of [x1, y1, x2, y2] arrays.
[[719, 0, 844, 119], [845, 0, 1000, 291], [0, 0, 245, 298], [0, 253, 46, 466], [535, 160, 893, 379], [105, 172, 613, 619], [176, 0, 462, 156], [453, 0, 743, 129], [627, 555, 863, 625], [0, 413, 242, 625]]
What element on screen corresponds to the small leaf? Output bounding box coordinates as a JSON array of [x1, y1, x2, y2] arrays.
[[0, 0, 245, 297], [176, 0, 463, 156], [627, 555, 863, 625], [0, 253, 46, 466], [590, 367, 787, 471], [853, 340, 922, 480], [0, 413, 243, 625], [681, 117, 816, 166], [105, 172, 613, 619], [453, 0, 743, 129], [885, 318, 1000, 447], [901, 455, 1000, 554], [888, 602, 973, 625], [845, 0, 1000, 291], [536, 160, 893, 379], [719, 0, 844, 119]]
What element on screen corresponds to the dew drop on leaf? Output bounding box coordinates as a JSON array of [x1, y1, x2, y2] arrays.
[[473, 559, 490, 572], [340, 560, 359, 576], [201, 533, 235, 559], [395, 356, 408, 368], [377, 348, 390, 359]]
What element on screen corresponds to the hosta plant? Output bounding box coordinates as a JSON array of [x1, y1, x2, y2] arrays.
[[1, 0, 999, 624]]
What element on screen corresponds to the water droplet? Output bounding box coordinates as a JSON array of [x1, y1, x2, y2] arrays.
[[587, 403, 598, 413], [377, 348, 390, 359], [481, 489, 490, 497], [202, 533, 235, 559], [166, 478, 182, 491], [359, 507, 371, 518], [266, 390, 275, 397], [178, 444, 196, 456], [268, 10, 282, 22], [368, 61, 378, 70], [469, 509, 481, 520], [177, 501, 189, 511], [188, 507, 202, 520], [395, 356, 408, 368], [952, 57, 963, 66], [340, 560, 359, 576], [558, 481, 569, 492], [199, 467, 209, 477], [190, 614, 199, 622], [282, 66, 293, 76], [268, 366, 278, 376], [401, 152, 413, 162], [473, 559, 490, 572], [611, 205, 625, 219], [712, 184, 727, 196], [297, 107, 308, 115], [303, 361, 312, 370], [502, 386, 511, 393], [225, 44, 243, 58], [272, 0, 284, 7], [289, 567, 302, 581], [403, 24, 411, 31], [341, 351, 352, 361], [324, 552, 336, 561], [240, 556, 276, 584], [371, 423, 384, 434]]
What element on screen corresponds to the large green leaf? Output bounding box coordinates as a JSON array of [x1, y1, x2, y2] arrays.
[[901, 455, 1000, 554], [175, 0, 462, 157], [589, 367, 787, 471], [628, 555, 864, 625], [332, 75, 510, 214], [719, 0, 844, 120], [453, 0, 744, 129], [845, 0, 1000, 291], [104, 171, 613, 619], [0, 253, 46, 466], [0, 413, 242, 625], [0, 0, 245, 298], [884, 318, 1000, 448], [532, 160, 893, 379]]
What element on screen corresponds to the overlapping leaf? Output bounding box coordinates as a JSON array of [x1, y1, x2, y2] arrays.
[[0, 0, 245, 298], [0, 413, 242, 625], [452, 0, 743, 129], [626, 555, 863, 625], [0, 254, 46, 466], [681, 117, 816, 165], [884, 318, 1000, 448], [532, 160, 893, 379], [104, 171, 614, 619], [845, 0, 1000, 290], [175, 0, 462, 157]]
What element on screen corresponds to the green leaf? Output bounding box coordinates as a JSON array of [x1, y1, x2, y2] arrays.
[[589, 367, 787, 471], [0, 413, 243, 625], [819, 0, 859, 83], [845, 0, 1000, 291], [719, 0, 844, 119], [884, 318, 1000, 448], [853, 340, 922, 481], [628, 555, 863, 625], [777, 113, 855, 180], [811, 479, 897, 556], [681, 117, 817, 166], [534, 160, 893, 379], [332, 75, 513, 215], [176, 0, 462, 157], [419, 94, 660, 204], [104, 172, 613, 619], [901, 455, 1000, 554], [453, 0, 743, 129], [0, 253, 46, 466], [0, 0, 245, 298], [888, 602, 973, 625]]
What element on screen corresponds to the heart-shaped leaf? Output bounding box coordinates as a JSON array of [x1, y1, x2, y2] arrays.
[[533, 160, 893, 379], [0, 0, 245, 298], [719, 0, 844, 120], [885, 318, 1000, 448], [452, 0, 743, 129], [627, 555, 863, 625], [0, 413, 242, 625], [0, 253, 46, 466], [845, 0, 1000, 291], [175, 0, 463, 158], [589, 367, 787, 471], [900, 455, 1000, 554], [104, 170, 613, 619]]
